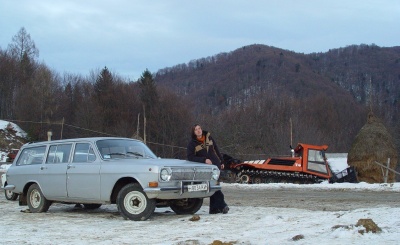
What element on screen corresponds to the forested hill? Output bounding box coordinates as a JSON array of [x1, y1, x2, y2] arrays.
[[155, 44, 399, 116], [153, 44, 399, 155], [1, 30, 398, 159]]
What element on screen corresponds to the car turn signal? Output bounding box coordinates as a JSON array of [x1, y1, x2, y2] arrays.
[[148, 181, 158, 188]]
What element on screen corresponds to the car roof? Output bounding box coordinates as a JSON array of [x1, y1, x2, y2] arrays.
[[22, 137, 142, 147]]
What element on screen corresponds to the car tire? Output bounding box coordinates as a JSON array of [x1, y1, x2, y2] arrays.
[[5, 189, 19, 201], [116, 183, 156, 221], [83, 204, 102, 209], [27, 184, 51, 213], [170, 198, 203, 215]]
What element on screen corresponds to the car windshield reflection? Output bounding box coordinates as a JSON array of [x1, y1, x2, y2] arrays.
[[96, 139, 157, 160]]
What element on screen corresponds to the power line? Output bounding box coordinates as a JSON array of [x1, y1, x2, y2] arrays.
[[2, 118, 186, 150], [147, 141, 186, 150], [2, 119, 261, 156], [3, 119, 117, 136], [62, 123, 116, 137]]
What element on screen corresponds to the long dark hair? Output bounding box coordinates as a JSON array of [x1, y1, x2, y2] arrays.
[[191, 124, 201, 139]]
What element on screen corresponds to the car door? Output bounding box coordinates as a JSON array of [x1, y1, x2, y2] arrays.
[[40, 144, 72, 199], [12, 145, 47, 194], [66, 142, 101, 200]]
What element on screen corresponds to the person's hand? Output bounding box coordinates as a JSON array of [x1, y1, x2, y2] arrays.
[[205, 159, 212, 164]]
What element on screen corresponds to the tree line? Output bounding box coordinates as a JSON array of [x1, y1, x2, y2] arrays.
[[0, 28, 194, 158], [1, 28, 397, 161]]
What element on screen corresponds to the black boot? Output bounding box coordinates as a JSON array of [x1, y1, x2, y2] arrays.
[[209, 205, 229, 214], [222, 206, 229, 214]]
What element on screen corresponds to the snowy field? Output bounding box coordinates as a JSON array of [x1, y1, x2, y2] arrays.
[[1, 182, 399, 245]]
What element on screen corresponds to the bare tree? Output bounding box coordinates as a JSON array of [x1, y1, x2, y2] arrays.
[[8, 27, 39, 61], [0, 50, 17, 118]]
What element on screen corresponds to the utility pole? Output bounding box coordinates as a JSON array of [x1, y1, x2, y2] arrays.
[[136, 113, 140, 137], [143, 105, 146, 144], [60, 117, 64, 140], [290, 117, 293, 147]]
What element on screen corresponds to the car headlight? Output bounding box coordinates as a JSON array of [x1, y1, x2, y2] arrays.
[[160, 168, 172, 181], [212, 168, 220, 180]]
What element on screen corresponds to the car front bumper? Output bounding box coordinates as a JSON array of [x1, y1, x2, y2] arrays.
[[4, 184, 15, 191], [144, 181, 222, 199]]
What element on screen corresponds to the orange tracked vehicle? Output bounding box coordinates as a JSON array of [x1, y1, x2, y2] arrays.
[[222, 143, 357, 184]]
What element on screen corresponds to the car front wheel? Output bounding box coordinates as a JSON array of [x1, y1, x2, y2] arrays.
[[170, 198, 203, 215], [116, 183, 156, 221], [5, 189, 19, 201], [27, 184, 51, 212]]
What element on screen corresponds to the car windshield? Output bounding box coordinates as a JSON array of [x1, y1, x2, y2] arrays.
[[96, 139, 157, 160]]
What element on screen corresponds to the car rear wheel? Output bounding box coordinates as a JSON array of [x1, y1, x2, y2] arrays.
[[27, 184, 51, 212], [117, 183, 156, 221], [5, 189, 19, 201], [170, 198, 203, 215]]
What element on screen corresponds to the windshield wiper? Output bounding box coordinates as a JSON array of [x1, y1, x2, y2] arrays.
[[107, 152, 146, 159], [108, 152, 126, 156], [126, 151, 144, 157]]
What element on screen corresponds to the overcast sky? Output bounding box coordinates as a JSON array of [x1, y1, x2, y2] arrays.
[[1, 0, 399, 81]]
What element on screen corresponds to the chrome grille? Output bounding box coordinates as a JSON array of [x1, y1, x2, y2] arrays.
[[170, 167, 213, 181]]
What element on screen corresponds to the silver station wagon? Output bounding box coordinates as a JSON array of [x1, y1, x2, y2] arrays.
[[5, 137, 221, 221]]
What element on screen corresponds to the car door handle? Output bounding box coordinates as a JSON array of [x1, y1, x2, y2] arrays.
[[67, 165, 75, 169], [40, 166, 47, 170]]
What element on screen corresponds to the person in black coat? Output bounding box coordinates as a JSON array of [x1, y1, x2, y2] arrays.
[[187, 124, 229, 214]]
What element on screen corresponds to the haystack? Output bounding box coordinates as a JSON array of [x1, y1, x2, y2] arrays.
[[347, 112, 398, 183]]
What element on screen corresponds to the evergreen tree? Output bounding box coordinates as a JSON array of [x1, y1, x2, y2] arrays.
[[94, 67, 116, 131], [138, 69, 159, 143], [138, 69, 159, 114]]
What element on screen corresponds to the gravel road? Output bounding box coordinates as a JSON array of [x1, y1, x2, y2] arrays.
[[215, 184, 400, 211]]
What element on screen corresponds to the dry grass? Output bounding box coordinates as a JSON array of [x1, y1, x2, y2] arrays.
[[348, 112, 398, 183]]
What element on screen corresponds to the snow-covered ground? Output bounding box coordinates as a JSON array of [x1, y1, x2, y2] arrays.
[[0, 149, 8, 163], [0, 120, 26, 162], [0, 120, 27, 139], [0, 182, 399, 245]]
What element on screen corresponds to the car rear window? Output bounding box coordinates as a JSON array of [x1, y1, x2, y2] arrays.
[[73, 143, 96, 163], [46, 144, 72, 163], [16, 146, 47, 166]]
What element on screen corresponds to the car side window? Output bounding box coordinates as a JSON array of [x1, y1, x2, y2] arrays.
[[46, 144, 72, 164], [16, 146, 47, 166], [73, 143, 96, 163]]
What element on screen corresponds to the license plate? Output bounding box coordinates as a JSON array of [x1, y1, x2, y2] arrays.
[[187, 184, 208, 192]]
